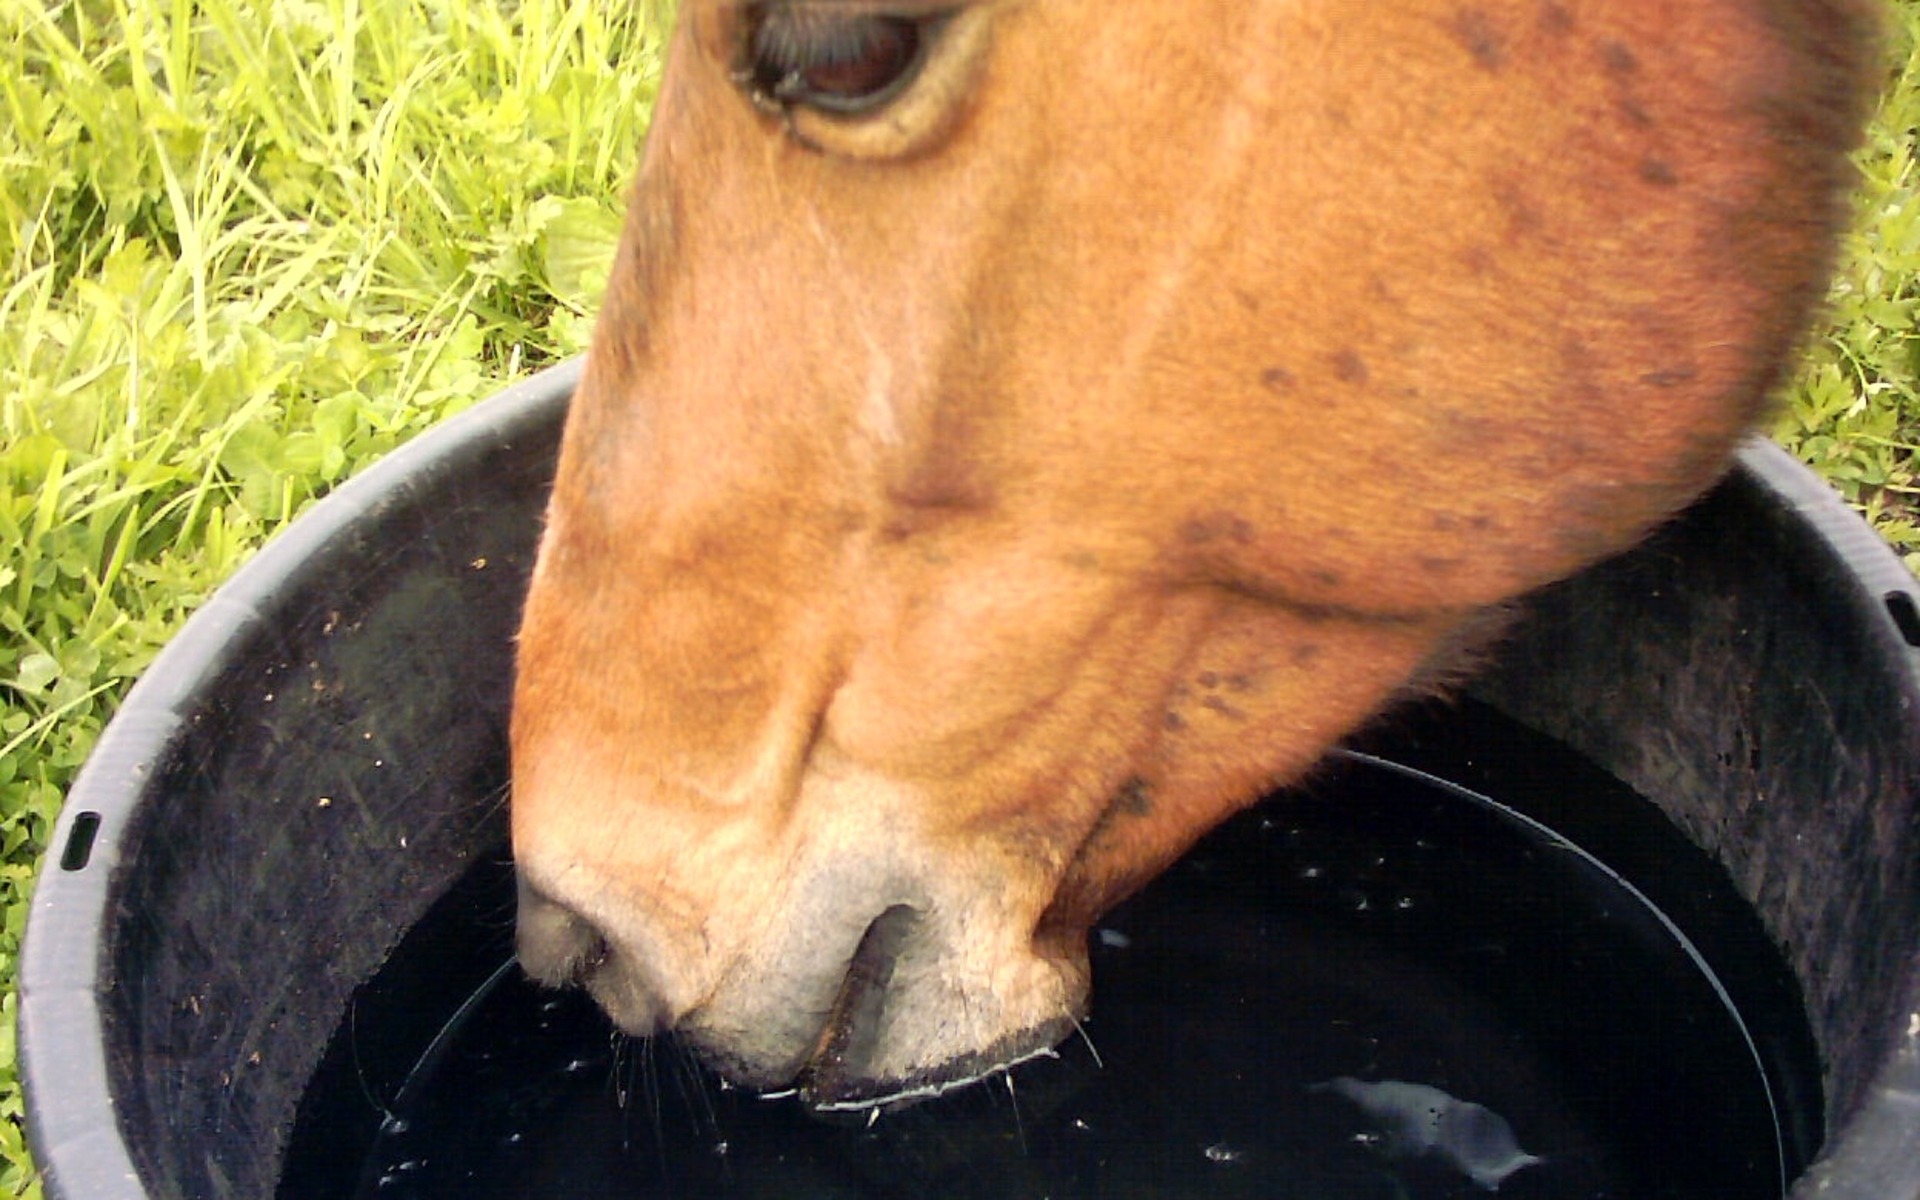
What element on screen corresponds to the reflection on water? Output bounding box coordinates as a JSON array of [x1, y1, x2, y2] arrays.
[[1314, 1077, 1541, 1191]]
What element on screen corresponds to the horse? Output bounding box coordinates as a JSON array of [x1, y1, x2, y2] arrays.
[[510, 0, 1879, 1109]]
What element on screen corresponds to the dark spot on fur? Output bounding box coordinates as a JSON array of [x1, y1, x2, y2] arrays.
[[1452, 8, 1507, 71], [1164, 710, 1187, 732], [1433, 511, 1498, 536], [1331, 349, 1370, 385], [1639, 157, 1678, 187], [1226, 672, 1257, 695], [1080, 777, 1160, 855], [1641, 366, 1699, 388], [1418, 556, 1465, 575], [1537, 2, 1574, 35], [1181, 512, 1258, 546], [1461, 245, 1497, 276], [1492, 180, 1544, 240], [1309, 567, 1345, 589], [1426, 402, 1511, 455], [1201, 695, 1248, 721], [1600, 42, 1654, 129], [1260, 365, 1295, 392], [1198, 671, 1221, 689], [1293, 643, 1324, 665]]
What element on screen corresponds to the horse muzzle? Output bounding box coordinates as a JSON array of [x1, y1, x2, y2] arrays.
[[514, 854, 1090, 1110]]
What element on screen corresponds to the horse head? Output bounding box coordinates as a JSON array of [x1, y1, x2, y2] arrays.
[[512, 0, 1875, 1107]]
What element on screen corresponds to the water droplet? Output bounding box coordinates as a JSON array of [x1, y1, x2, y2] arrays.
[[712, 1141, 731, 1157], [1204, 1141, 1244, 1163], [1300, 866, 1325, 880]]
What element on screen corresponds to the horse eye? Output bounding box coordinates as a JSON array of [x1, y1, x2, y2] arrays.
[[744, 6, 946, 115]]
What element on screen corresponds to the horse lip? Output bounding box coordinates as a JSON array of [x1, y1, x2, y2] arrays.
[[801, 1019, 1077, 1113]]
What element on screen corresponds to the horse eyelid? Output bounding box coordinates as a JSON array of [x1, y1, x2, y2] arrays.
[[739, 18, 934, 119], [737, 2, 994, 159]]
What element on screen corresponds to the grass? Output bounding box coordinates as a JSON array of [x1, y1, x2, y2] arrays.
[[0, 0, 667, 1193], [0, 0, 1914, 1196], [1770, 2, 1920, 552]]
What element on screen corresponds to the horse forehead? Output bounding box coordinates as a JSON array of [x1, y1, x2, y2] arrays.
[[625, 0, 1861, 487]]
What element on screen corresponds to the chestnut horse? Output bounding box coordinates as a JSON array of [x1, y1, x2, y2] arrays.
[[512, 0, 1877, 1108]]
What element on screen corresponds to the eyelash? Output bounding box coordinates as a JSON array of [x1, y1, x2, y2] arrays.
[[741, 5, 948, 115]]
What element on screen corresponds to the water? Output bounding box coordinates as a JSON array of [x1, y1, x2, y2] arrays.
[[279, 702, 1821, 1200]]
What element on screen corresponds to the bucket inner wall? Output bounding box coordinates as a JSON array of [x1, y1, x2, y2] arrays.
[[86, 398, 562, 1200], [1468, 454, 1920, 1137]]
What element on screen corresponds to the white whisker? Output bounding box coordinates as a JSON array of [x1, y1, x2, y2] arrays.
[[1070, 1015, 1105, 1070]]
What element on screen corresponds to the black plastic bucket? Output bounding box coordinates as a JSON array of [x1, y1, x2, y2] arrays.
[[19, 359, 1920, 1199]]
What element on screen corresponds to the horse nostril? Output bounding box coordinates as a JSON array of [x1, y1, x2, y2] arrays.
[[513, 875, 679, 1036], [807, 904, 922, 1085], [515, 875, 609, 987], [581, 931, 611, 975]]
